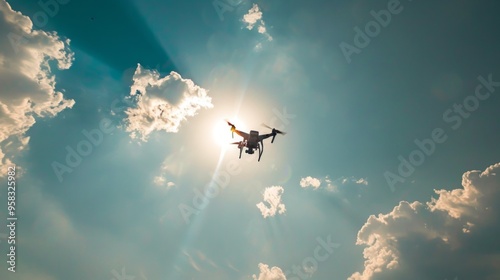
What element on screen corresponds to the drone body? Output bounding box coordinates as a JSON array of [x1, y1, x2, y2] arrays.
[[226, 121, 286, 161]]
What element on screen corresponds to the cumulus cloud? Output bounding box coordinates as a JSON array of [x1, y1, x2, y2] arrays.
[[300, 176, 321, 189], [243, 4, 262, 30], [0, 0, 74, 175], [256, 186, 286, 218], [252, 263, 286, 280], [350, 163, 500, 280], [124, 64, 213, 141], [242, 4, 272, 41]]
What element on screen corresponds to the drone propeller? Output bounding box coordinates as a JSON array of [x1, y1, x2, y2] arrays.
[[261, 123, 287, 135], [261, 123, 286, 143], [261, 123, 272, 130], [226, 119, 236, 138], [230, 141, 240, 145]]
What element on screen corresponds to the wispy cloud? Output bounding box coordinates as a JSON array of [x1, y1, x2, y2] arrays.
[[153, 175, 175, 188], [0, 0, 74, 176], [124, 64, 213, 141], [183, 250, 201, 272], [180, 250, 219, 276], [300, 176, 369, 192], [256, 186, 286, 218], [153, 155, 176, 189]]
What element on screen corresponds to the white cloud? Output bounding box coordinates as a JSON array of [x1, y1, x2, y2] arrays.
[[252, 263, 286, 280], [0, 0, 74, 175], [355, 178, 369, 185], [338, 176, 368, 186], [256, 186, 286, 218], [243, 4, 262, 30], [153, 161, 174, 188], [242, 4, 273, 41], [153, 175, 166, 186], [350, 163, 500, 280], [300, 175, 368, 192], [124, 64, 213, 141], [153, 175, 174, 188], [324, 176, 368, 193], [300, 176, 321, 189]]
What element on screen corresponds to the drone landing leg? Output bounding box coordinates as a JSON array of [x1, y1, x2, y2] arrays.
[[258, 142, 263, 162], [239, 147, 242, 159]]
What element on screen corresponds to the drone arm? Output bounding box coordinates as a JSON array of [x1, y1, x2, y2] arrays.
[[258, 133, 274, 142], [234, 130, 249, 140]]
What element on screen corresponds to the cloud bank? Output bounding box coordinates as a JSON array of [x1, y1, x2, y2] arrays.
[[0, 0, 74, 175], [350, 163, 500, 280]]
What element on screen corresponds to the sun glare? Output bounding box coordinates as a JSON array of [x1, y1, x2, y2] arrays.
[[212, 119, 247, 149]]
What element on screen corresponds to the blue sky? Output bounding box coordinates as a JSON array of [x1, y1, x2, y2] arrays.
[[1, 0, 500, 279]]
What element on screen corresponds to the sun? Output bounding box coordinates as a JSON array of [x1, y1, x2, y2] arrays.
[[212, 118, 246, 149]]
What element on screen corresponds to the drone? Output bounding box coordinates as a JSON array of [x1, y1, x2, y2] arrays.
[[226, 120, 286, 161]]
